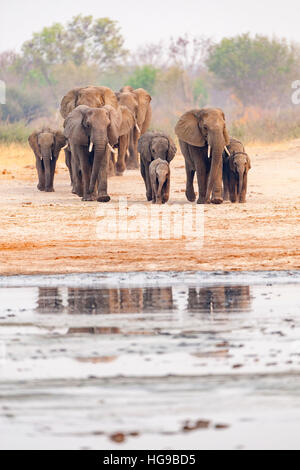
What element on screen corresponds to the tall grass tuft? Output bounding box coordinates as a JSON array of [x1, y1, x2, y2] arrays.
[[0, 122, 31, 144], [229, 107, 300, 144]]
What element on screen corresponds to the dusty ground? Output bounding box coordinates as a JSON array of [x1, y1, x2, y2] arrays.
[[0, 140, 299, 275]]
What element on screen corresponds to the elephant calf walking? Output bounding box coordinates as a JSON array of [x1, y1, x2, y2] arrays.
[[28, 128, 66, 192], [223, 138, 251, 203], [149, 158, 170, 204], [138, 132, 176, 201]]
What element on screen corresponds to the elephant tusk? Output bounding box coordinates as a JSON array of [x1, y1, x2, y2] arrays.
[[126, 149, 130, 158], [224, 146, 230, 156], [89, 142, 93, 153], [107, 143, 117, 154], [207, 145, 211, 159], [135, 123, 141, 134], [62, 144, 68, 150]]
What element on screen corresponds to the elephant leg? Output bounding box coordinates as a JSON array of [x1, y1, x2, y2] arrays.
[[97, 147, 110, 203], [126, 128, 139, 169], [65, 148, 73, 189], [185, 165, 196, 202], [108, 152, 116, 177], [211, 160, 224, 204], [140, 159, 148, 200], [145, 162, 153, 201], [194, 156, 207, 204], [116, 134, 128, 175], [78, 147, 93, 201], [48, 158, 57, 192], [223, 165, 230, 201], [229, 173, 237, 203], [71, 145, 83, 197], [151, 176, 157, 204], [44, 159, 53, 192], [239, 172, 248, 203], [36, 157, 45, 191], [162, 176, 170, 204], [180, 141, 196, 202]]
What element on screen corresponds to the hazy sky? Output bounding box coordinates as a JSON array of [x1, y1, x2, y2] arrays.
[[1, 0, 299, 53]]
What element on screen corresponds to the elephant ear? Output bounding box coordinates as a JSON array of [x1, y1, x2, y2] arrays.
[[77, 86, 119, 110], [60, 87, 81, 119], [54, 131, 67, 158], [167, 137, 177, 162], [120, 85, 134, 93], [217, 108, 230, 146], [119, 105, 135, 137], [64, 105, 89, 145], [102, 86, 119, 109], [137, 132, 152, 162], [223, 125, 230, 147], [246, 154, 251, 170], [28, 131, 42, 159], [133, 88, 152, 130], [105, 105, 122, 146], [229, 156, 235, 172], [175, 110, 206, 147]]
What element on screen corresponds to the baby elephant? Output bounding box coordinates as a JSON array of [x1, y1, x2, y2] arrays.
[[28, 128, 66, 192], [149, 158, 170, 204], [138, 132, 176, 201], [223, 138, 251, 203]]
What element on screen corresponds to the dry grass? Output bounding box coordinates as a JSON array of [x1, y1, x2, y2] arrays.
[[0, 143, 33, 169]]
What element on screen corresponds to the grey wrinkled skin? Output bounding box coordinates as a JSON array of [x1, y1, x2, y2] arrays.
[[138, 132, 176, 201], [149, 158, 170, 204], [175, 108, 230, 204], [28, 128, 66, 192], [64, 105, 122, 203], [118, 86, 152, 170], [223, 138, 251, 203]]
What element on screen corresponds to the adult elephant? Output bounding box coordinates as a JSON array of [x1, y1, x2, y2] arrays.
[[117, 86, 152, 170], [60, 85, 133, 181], [64, 105, 133, 202], [60, 86, 119, 119], [28, 128, 66, 192], [175, 108, 230, 204]]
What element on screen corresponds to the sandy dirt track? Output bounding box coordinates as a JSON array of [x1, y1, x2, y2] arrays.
[[0, 140, 299, 275]]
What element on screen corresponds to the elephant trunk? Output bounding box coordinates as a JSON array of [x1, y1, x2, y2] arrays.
[[89, 134, 107, 193], [156, 177, 165, 203], [238, 169, 244, 196], [206, 131, 225, 202], [41, 149, 53, 189]]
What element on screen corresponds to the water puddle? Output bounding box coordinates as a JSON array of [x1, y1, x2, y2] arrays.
[[0, 270, 299, 449]]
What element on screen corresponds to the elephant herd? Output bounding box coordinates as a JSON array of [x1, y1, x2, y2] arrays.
[[28, 85, 251, 204]]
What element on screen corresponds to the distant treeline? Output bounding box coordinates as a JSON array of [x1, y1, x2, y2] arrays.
[[1, 14, 300, 143]]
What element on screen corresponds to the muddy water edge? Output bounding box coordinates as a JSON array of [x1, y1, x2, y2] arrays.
[[0, 270, 300, 450]]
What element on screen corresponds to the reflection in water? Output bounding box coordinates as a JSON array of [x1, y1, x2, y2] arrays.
[[36, 285, 251, 315], [67, 287, 174, 315], [188, 286, 251, 314], [67, 327, 121, 335], [36, 288, 64, 314]]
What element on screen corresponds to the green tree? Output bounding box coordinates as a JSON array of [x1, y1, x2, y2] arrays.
[[207, 33, 296, 107], [1, 87, 47, 123], [22, 15, 127, 68], [127, 65, 158, 94], [192, 77, 208, 107]]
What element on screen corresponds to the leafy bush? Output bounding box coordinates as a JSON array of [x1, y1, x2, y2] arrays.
[[0, 88, 47, 123], [207, 34, 296, 108], [229, 107, 300, 143], [128, 66, 158, 95], [0, 122, 31, 143]]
